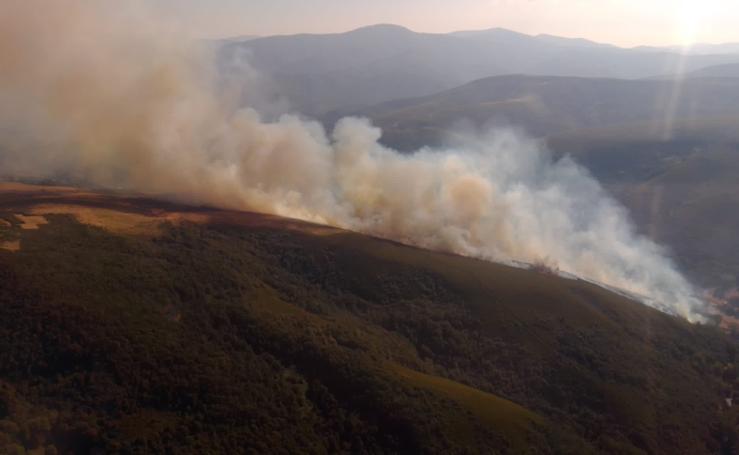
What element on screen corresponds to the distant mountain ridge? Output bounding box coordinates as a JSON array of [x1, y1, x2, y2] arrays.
[[333, 73, 739, 150], [635, 42, 739, 55], [686, 62, 739, 78], [219, 24, 739, 115]]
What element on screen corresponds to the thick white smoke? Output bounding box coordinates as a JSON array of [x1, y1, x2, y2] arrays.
[[0, 1, 705, 321]]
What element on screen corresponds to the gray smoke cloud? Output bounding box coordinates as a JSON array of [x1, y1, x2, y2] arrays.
[[0, 1, 706, 321]]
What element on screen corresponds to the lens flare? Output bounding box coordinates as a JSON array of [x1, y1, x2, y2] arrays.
[[676, 0, 705, 45]]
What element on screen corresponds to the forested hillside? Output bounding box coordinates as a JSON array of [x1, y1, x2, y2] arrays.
[[0, 184, 737, 454]]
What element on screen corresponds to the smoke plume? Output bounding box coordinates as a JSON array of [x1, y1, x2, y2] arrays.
[[0, 1, 705, 321]]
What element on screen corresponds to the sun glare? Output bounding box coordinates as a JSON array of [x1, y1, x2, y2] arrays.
[[676, 0, 707, 46], [676, 0, 725, 46]]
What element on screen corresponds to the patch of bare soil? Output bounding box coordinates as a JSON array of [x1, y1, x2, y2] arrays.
[[14, 214, 48, 230], [28, 205, 171, 236], [0, 240, 20, 252]]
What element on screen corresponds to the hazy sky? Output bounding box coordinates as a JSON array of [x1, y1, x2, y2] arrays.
[[150, 0, 739, 47]]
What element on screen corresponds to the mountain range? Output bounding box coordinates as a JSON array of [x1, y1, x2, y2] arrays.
[[219, 24, 739, 115]]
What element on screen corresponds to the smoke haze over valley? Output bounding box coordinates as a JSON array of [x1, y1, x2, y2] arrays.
[[0, 1, 710, 321]]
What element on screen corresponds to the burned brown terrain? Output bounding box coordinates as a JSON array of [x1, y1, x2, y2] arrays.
[[0, 182, 343, 242]]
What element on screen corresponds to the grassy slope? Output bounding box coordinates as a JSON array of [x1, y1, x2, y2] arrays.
[[387, 362, 543, 450], [0, 185, 737, 454]]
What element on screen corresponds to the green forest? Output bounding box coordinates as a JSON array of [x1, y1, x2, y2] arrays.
[[0, 202, 737, 454]]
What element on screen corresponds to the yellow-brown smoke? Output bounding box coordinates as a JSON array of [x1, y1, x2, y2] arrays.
[[0, 1, 706, 321]]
